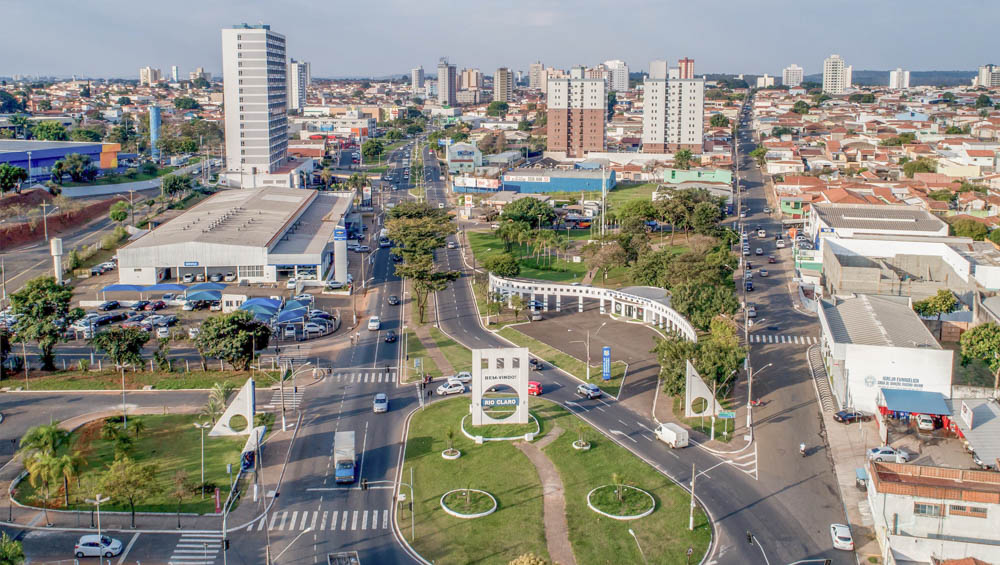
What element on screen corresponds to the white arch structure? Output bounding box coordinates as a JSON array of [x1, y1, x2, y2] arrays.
[[487, 273, 698, 342]]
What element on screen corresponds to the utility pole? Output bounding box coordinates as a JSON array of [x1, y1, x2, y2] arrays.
[[39, 201, 50, 241], [688, 463, 696, 530], [128, 189, 135, 226]]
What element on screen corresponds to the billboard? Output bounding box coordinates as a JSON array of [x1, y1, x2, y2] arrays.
[[471, 348, 531, 427], [477, 178, 500, 189]]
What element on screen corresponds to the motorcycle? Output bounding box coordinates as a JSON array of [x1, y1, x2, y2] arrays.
[[749, 399, 763, 407], [799, 443, 807, 457]]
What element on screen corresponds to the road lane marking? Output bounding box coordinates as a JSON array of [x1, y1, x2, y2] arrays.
[[321, 510, 328, 530], [117, 533, 140, 564], [383, 509, 389, 529], [331, 510, 339, 530], [361, 510, 368, 530], [609, 429, 637, 443], [351, 510, 359, 530], [341, 510, 349, 530], [279, 511, 288, 531], [300, 510, 309, 530], [268, 512, 279, 530]]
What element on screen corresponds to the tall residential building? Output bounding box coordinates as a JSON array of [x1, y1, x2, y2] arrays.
[[678, 57, 695, 79], [189, 67, 212, 82], [139, 66, 161, 86], [603, 60, 629, 92], [822, 54, 851, 95], [756, 74, 775, 88], [221, 23, 289, 186], [782, 64, 804, 88], [642, 60, 705, 153], [459, 68, 483, 90], [976, 64, 1000, 87], [529, 62, 544, 89], [546, 76, 606, 158], [411, 66, 425, 90], [493, 67, 513, 103], [888, 68, 910, 90], [541, 67, 567, 94], [437, 58, 457, 106], [288, 59, 311, 111], [170, 65, 179, 82]]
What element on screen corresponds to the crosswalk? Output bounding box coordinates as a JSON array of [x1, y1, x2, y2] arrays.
[[748, 334, 817, 345], [249, 508, 390, 532], [168, 532, 223, 565], [330, 371, 397, 384], [260, 389, 304, 410], [260, 346, 313, 367]]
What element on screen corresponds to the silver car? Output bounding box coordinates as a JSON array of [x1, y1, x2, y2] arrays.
[[373, 393, 389, 413]]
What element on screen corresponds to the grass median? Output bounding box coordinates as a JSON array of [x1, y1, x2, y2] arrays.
[[497, 326, 627, 397], [402, 329, 441, 382], [429, 327, 471, 374], [13, 369, 280, 391]]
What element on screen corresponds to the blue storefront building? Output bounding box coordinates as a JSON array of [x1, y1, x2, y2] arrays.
[[0, 140, 109, 184], [499, 168, 617, 193]]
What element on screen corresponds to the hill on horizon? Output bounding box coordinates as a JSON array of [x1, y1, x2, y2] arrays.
[[803, 70, 975, 87]]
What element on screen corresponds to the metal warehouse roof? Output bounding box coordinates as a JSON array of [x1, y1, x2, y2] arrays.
[[947, 398, 1000, 466], [0, 140, 103, 153], [821, 294, 941, 349], [812, 203, 947, 233], [504, 168, 609, 180], [880, 389, 951, 415]]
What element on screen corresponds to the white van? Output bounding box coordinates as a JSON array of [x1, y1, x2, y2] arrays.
[[654, 423, 689, 448]]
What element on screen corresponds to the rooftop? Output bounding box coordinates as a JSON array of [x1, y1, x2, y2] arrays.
[[821, 294, 941, 349], [812, 202, 948, 233], [869, 461, 1000, 504], [947, 398, 1000, 467], [504, 168, 610, 180], [0, 140, 103, 153]]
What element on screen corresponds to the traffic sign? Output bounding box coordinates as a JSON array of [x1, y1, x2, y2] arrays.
[[718, 411, 736, 419], [602, 346, 611, 381]]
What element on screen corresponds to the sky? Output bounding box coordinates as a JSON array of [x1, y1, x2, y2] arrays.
[[2, 0, 997, 79]]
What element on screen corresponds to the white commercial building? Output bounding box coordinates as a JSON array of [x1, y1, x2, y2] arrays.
[[867, 461, 1000, 564], [222, 23, 298, 188], [806, 203, 950, 253], [888, 68, 910, 90], [411, 66, 424, 90], [822, 54, 851, 95], [817, 294, 953, 414], [288, 59, 311, 111], [756, 74, 775, 88], [117, 187, 354, 286], [782, 64, 804, 88], [446, 142, 482, 173], [642, 59, 705, 153], [603, 59, 629, 92]]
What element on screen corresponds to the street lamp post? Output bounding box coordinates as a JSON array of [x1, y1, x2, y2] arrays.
[[86, 494, 110, 565], [628, 528, 649, 565], [747, 362, 773, 431], [194, 422, 211, 499], [568, 322, 606, 381]]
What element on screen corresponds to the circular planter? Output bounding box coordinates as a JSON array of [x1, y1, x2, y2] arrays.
[[572, 440, 591, 451], [586, 485, 656, 521], [440, 489, 497, 519], [441, 449, 462, 460]]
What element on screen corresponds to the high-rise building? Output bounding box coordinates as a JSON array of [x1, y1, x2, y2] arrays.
[[411, 66, 425, 90], [139, 66, 161, 86], [546, 76, 606, 158], [756, 74, 775, 88], [529, 62, 544, 89], [782, 64, 804, 88], [642, 60, 705, 153], [149, 106, 161, 161], [823, 54, 851, 95], [288, 59, 310, 111], [459, 68, 483, 90], [493, 67, 513, 103], [189, 67, 212, 82], [222, 23, 288, 186], [976, 65, 1000, 88], [603, 60, 629, 92], [888, 68, 910, 90], [678, 57, 695, 79], [541, 67, 567, 94], [170, 65, 179, 82], [437, 58, 457, 106]]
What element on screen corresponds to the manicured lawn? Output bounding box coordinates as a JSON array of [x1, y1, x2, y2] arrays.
[[498, 326, 627, 397], [671, 396, 740, 443], [402, 329, 441, 381], [14, 414, 245, 513], [400, 398, 711, 565], [429, 327, 472, 374], [64, 166, 177, 187], [16, 369, 278, 391], [467, 231, 588, 283]]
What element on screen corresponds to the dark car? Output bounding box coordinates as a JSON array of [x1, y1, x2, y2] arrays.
[[107, 311, 128, 323], [529, 358, 544, 371], [144, 300, 166, 311], [384, 330, 397, 343], [98, 301, 120, 311], [131, 300, 150, 311], [768, 255, 776, 264], [834, 410, 871, 424], [155, 315, 179, 327], [94, 315, 114, 326], [387, 295, 400, 305]]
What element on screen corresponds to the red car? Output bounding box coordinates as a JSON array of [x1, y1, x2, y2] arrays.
[[144, 300, 166, 311], [528, 381, 542, 396]]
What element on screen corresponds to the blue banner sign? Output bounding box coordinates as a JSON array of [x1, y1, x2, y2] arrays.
[[334, 228, 347, 241], [602, 346, 611, 381], [183, 261, 199, 267]]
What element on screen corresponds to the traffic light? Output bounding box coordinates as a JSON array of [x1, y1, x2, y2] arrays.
[[223, 539, 230, 551], [361, 478, 369, 491], [746, 531, 753, 544]]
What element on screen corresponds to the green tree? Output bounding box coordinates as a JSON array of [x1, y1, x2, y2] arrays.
[[361, 138, 384, 162], [24, 453, 58, 523], [33, 121, 67, 141], [989, 229, 1000, 246], [709, 114, 730, 127], [606, 91, 617, 120], [903, 157, 936, 178], [848, 93, 876, 104], [0, 328, 9, 381], [691, 201, 721, 235], [791, 100, 810, 114], [10, 277, 82, 370], [173, 97, 200, 110], [674, 149, 693, 170], [69, 128, 102, 142], [500, 197, 556, 227], [651, 332, 699, 395], [90, 326, 150, 367], [495, 221, 530, 253], [37, 100, 52, 111], [960, 322, 1000, 392], [483, 253, 521, 278], [749, 146, 768, 167], [394, 254, 459, 323], [101, 456, 161, 527], [951, 218, 988, 240], [670, 281, 739, 331], [385, 129, 403, 141], [0, 532, 24, 565], [53, 451, 86, 506], [200, 397, 223, 425], [517, 120, 531, 131], [582, 239, 627, 283], [108, 200, 129, 224], [116, 96, 132, 106], [486, 101, 509, 117], [944, 125, 964, 135], [53, 153, 98, 183], [171, 470, 191, 528], [387, 215, 456, 258], [509, 295, 526, 322], [975, 94, 993, 108], [160, 174, 191, 199], [0, 91, 23, 113], [194, 310, 271, 371], [0, 163, 28, 196], [192, 77, 211, 89], [912, 289, 958, 321]]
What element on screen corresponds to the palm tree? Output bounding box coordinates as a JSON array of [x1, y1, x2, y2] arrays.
[[319, 167, 333, 188], [19, 423, 69, 459], [611, 472, 625, 503], [209, 382, 235, 407], [53, 451, 86, 506], [201, 397, 223, 425], [130, 418, 147, 441], [25, 453, 57, 524], [100, 420, 122, 442], [445, 429, 456, 453], [0, 532, 24, 565]]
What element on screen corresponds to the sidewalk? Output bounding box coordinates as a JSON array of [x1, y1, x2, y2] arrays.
[[410, 292, 454, 377], [824, 414, 881, 562]]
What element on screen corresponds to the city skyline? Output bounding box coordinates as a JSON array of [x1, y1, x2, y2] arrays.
[[1, 0, 997, 79]]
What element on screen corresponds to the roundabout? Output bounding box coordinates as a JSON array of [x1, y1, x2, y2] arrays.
[[586, 484, 656, 521], [439, 489, 498, 519]]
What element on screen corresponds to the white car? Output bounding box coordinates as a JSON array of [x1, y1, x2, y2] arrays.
[[451, 371, 472, 384], [75, 535, 123, 558], [373, 393, 389, 413], [303, 322, 325, 334], [868, 446, 912, 463], [436, 381, 465, 396], [367, 317, 381, 331], [775, 239, 786, 249], [187, 327, 200, 339], [286, 278, 298, 289], [916, 414, 935, 431], [292, 293, 314, 304], [156, 326, 170, 339], [830, 524, 854, 551]]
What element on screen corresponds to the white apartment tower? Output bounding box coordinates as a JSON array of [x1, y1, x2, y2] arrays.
[[756, 74, 775, 88], [888, 68, 910, 90], [822, 54, 851, 95], [529, 62, 544, 89], [976, 65, 1000, 88], [139, 66, 161, 86], [782, 64, 804, 88], [221, 23, 289, 186], [288, 59, 310, 111], [493, 67, 513, 103], [411, 66, 425, 90], [437, 58, 457, 106], [170, 65, 179, 82], [642, 60, 704, 153], [603, 60, 630, 92]]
